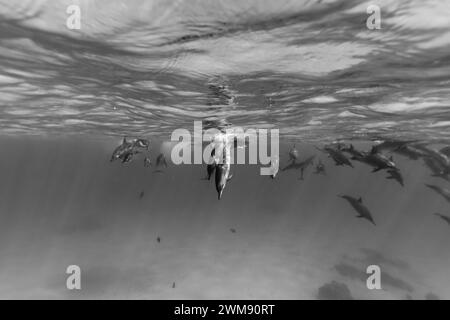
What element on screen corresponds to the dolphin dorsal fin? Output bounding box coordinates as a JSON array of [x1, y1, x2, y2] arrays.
[[122, 137, 127, 144], [358, 197, 362, 203], [370, 146, 377, 154], [389, 155, 393, 161]]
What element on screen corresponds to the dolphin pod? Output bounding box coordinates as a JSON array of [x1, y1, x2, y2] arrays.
[[110, 136, 449, 229]]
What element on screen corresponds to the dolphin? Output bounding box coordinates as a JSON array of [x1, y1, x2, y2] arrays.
[[139, 191, 145, 199], [319, 146, 353, 168], [425, 184, 450, 203], [110, 137, 133, 162], [288, 145, 299, 162], [433, 213, 450, 226], [341, 144, 365, 162], [339, 195, 376, 226], [156, 153, 168, 168], [423, 157, 449, 181], [439, 146, 450, 158], [215, 162, 232, 200], [314, 159, 326, 175], [120, 149, 139, 163], [269, 158, 279, 179], [215, 145, 233, 200], [372, 139, 415, 152], [132, 138, 150, 150], [282, 155, 315, 171], [282, 155, 315, 180], [144, 157, 152, 167], [413, 144, 449, 169], [360, 147, 397, 172], [206, 164, 216, 180], [386, 168, 404, 187], [393, 144, 429, 160], [111, 137, 149, 163], [205, 148, 216, 180]]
